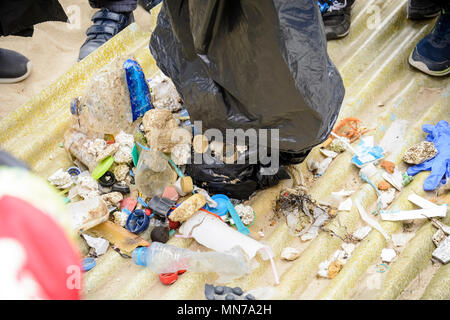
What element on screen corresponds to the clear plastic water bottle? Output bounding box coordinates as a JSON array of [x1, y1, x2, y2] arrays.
[[132, 242, 250, 282]]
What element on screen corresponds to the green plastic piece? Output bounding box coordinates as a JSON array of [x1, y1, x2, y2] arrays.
[[132, 144, 140, 167], [402, 172, 414, 186], [92, 156, 114, 180]]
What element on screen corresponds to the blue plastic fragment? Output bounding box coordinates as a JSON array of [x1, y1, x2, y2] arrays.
[[126, 209, 150, 234], [122, 208, 132, 215], [137, 196, 149, 208], [351, 146, 384, 168], [205, 194, 229, 216], [82, 258, 96, 272], [70, 97, 81, 115], [123, 59, 152, 121]]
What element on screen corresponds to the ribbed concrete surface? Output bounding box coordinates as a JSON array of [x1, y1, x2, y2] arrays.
[[0, 0, 448, 300]]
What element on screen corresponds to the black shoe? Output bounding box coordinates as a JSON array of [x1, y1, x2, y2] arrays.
[[0, 48, 32, 84], [78, 9, 134, 61], [318, 0, 355, 40], [138, 0, 162, 12], [407, 0, 441, 20]]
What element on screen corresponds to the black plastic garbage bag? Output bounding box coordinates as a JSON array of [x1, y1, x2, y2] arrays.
[[185, 152, 291, 200], [150, 0, 344, 153], [150, 0, 344, 199]]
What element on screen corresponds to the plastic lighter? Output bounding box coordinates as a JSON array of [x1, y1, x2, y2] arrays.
[[123, 59, 152, 121]]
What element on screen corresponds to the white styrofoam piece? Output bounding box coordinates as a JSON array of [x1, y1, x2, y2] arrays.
[[432, 236, 450, 264], [381, 248, 396, 263]]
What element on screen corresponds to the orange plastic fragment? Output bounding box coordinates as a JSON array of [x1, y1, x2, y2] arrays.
[[380, 160, 395, 174], [85, 221, 150, 254]]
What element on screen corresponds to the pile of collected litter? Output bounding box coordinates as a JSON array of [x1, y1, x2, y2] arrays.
[[274, 116, 450, 282], [47, 56, 279, 295]]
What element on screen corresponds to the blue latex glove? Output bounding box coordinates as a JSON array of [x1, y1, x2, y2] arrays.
[[407, 120, 450, 191]]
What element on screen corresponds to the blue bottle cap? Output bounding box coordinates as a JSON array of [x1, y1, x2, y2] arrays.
[[205, 194, 229, 216], [82, 258, 96, 272]]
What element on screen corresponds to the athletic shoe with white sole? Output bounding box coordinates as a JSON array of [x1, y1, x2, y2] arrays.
[[0, 48, 32, 84], [409, 9, 450, 76], [407, 0, 441, 20], [318, 0, 356, 40]]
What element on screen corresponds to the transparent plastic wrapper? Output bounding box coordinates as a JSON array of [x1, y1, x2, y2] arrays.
[[77, 58, 134, 136], [63, 129, 99, 172], [133, 242, 251, 283], [67, 196, 109, 233], [134, 148, 175, 198]]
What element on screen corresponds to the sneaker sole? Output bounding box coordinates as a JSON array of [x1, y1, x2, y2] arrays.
[[327, 27, 350, 40], [0, 61, 32, 84], [406, 5, 441, 20], [408, 52, 450, 76]]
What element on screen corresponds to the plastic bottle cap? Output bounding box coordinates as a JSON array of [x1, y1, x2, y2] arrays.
[[205, 194, 229, 216], [132, 246, 148, 266], [82, 258, 96, 272], [98, 171, 116, 187], [92, 156, 114, 180], [159, 273, 178, 285], [67, 166, 81, 176]]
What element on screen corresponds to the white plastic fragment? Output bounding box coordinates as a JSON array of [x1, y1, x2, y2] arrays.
[[179, 211, 279, 284], [382, 169, 403, 191], [408, 193, 438, 209], [379, 188, 396, 209], [48, 168, 73, 189], [317, 157, 333, 176], [179, 212, 273, 262], [381, 248, 396, 263], [320, 148, 338, 158], [380, 206, 447, 221], [341, 243, 356, 256], [432, 236, 450, 264], [101, 192, 123, 206], [379, 119, 409, 155], [353, 226, 372, 241], [432, 229, 446, 247], [338, 198, 353, 211], [330, 189, 353, 210], [82, 234, 109, 256], [360, 163, 378, 178], [281, 247, 300, 261], [392, 233, 415, 247], [356, 201, 390, 241], [317, 260, 331, 278], [70, 171, 100, 199]]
